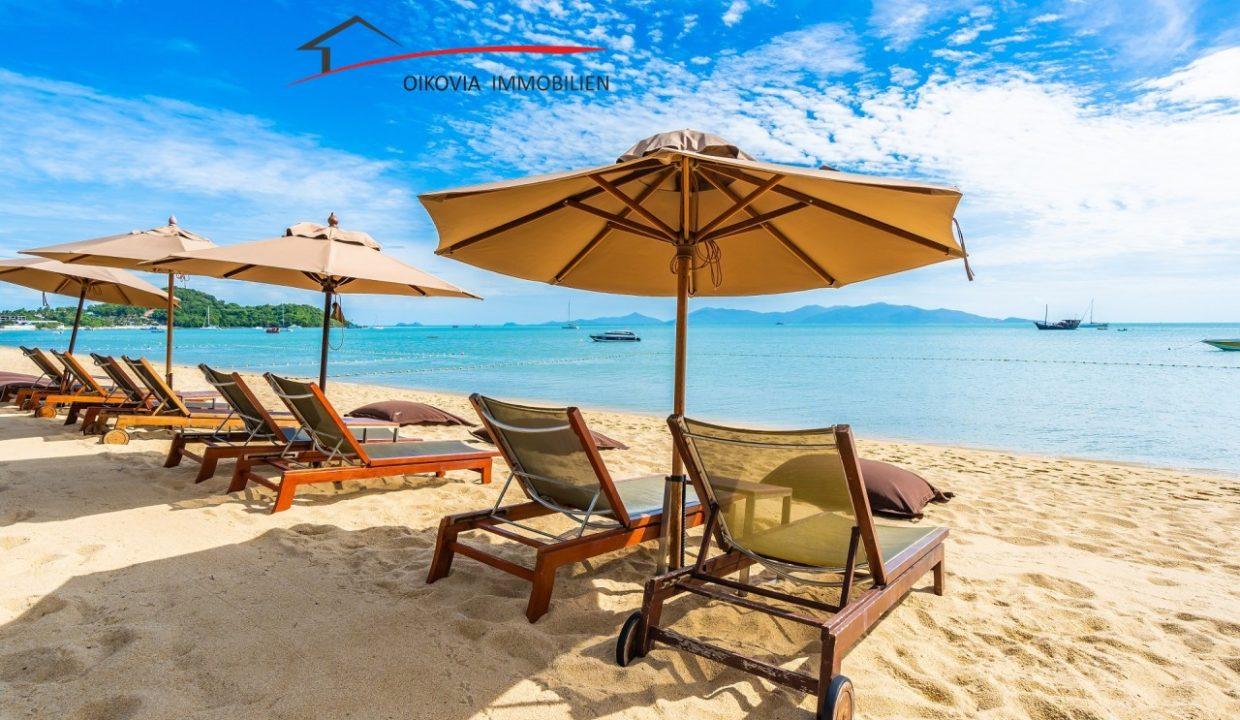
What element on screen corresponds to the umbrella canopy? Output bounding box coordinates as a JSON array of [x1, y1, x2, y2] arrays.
[[21, 216, 215, 386], [420, 129, 971, 569], [0, 257, 175, 353], [149, 214, 478, 387]]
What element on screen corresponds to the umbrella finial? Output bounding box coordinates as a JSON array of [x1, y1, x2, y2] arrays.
[[327, 212, 339, 228], [168, 215, 178, 226]]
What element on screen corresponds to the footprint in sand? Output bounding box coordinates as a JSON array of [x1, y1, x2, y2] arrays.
[[0, 535, 29, 549], [71, 694, 143, 720], [0, 646, 85, 682], [1021, 573, 1096, 600]]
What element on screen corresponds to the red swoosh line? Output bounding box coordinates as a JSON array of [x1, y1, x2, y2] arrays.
[[290, 44, 605, 85]]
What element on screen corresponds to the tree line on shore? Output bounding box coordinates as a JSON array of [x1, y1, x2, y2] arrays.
[[1, 288, 343, 328]]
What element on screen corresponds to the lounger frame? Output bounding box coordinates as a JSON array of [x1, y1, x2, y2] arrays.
[[426, 395, 705, 622], [91, 356, 239, 444], [27, 351, 127, 418], [619, 417, 947, 720]]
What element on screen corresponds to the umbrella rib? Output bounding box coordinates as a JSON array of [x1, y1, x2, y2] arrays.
[[436, 164, 667, 256], [407, 284, 428, 296], [700, 164, 963, 257], [223, 264, 256, 279], [698, 202, 809, 243], [695, 173, 785, 238], [553, 166, 676, 285], [696, 168, 837, 286], [587, 173, 678, 240], [53, 277, 72, 294], [565, 200, 675, 243], [116, 284, 133, 307]]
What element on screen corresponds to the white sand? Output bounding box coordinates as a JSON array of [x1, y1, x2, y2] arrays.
[[0, 346, 1236, 720]]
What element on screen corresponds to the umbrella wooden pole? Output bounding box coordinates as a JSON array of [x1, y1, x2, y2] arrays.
[[67, 285, 87, 354], [165, 272, 175, 386], [319, 287, 333, 389]]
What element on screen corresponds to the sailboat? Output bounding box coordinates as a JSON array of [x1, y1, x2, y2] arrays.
[[1080, 300, 1108, 329], [561, 300, 578, 329], [203, 306, 219, 330], [1034, 304, 1080, 331]]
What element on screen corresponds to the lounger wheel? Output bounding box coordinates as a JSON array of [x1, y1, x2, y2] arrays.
[[819, 675, 854, 720], [101, 429, 131, 446], [33, 404, 56, 419], [615, 611, 647, 667]]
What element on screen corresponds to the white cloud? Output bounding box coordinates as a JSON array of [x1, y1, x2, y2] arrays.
[[1138, 46, 1240, 105], [889, 65, 919, 86], [722, 1, 750, 27], [1030, 13, 1062, 24], [947, 22, 994, 45], [869, 0, 972, 50]]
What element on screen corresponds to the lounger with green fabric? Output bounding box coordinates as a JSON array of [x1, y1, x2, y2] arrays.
[[26, 350, 130, 419], [616, 416, 948, 720], [229, 374, 496, 513], [90, 356, 243, 444], [164, 364, 400, 483], [427, 395, 706, 623]]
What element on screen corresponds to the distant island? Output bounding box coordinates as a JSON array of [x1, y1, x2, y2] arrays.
[[535, 303, 1027, 327], [0, 288, 343, 329]]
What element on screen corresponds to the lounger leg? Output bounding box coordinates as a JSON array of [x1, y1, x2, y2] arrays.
[[164, 434, 187, 468], [478, 463, 492, 484], [193, 449, 221, 483], [426, 517, 461, 583], [933, 558, 946, 596], [63, 404, 80, 425], [816, 630, 853, 720], [270, 475, 298, 513], [525, 552, 559, 623], [226, 459, 251, 494]]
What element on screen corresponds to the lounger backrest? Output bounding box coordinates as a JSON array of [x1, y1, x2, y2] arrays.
[[471, 394, 627, 523], [20, 346, 64, 385], [198, 365, 280, 439], [52, 351, 106, 395], [91, 354, 146, 403], [670, 416, 886, 583], [122, 356, 190, 416], [265, 373, 366, 462]]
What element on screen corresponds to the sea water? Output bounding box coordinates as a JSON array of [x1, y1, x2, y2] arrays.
[[3, 323, 1237, 474]]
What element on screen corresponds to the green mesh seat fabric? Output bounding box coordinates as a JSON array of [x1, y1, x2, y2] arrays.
[[266, 374, 359, 459], [475, 396, 612, 512], [358, 439, 483, 460], [21, 346, 66, 385], [676, 417, 934, 574], [52, 351, 97, 393], [614, 474, 699, 518], [200, 364, 272, 438], [122, 356, 185, 414], [92, 354, 146, 403]]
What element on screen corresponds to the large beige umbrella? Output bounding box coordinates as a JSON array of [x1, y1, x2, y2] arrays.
[[421, 129, 972, 569], [0, 258, 175, 353], [21, 217, 215, 386], [149, 214, 479, 388]]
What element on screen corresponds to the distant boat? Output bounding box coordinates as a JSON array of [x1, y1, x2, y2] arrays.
[[562, 300, 578, 329], [590, 330, 641, 342], [1202, 339, 1240, 351], [265, 325, 280, 334], [203, 307, 218, 330], [1080, 300, 1108, 329], [1034, 305, 1080, 331]]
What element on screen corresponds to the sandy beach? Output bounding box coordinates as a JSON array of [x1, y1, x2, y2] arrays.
[[1, 345, 1237, 720]]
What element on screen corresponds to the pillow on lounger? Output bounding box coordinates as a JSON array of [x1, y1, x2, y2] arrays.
[[347, 401, 472, 427], [468, 426, 629, 451], [858, 459, 953, 519]]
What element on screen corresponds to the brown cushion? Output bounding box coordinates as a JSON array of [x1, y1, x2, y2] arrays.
[[468, 426, 628, 451], [347, 401, 472, 427], [860, 459, 952, 519]]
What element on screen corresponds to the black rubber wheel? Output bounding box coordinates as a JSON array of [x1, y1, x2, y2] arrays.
[[818, 675, 854, 720], [615, 611, 647, 667]]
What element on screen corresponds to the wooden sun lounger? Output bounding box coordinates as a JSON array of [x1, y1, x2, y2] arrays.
[[27, 351, 129, 419], [615, 416, 948, 720], [69, 355, 219, 433], [426, 395, 704, 623], [229, 374, 497, 513], [91, 356, 242, 445], [9, 346, 70, 408], [164, 364, 400, 483]]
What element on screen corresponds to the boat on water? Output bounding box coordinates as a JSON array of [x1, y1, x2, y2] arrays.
[[202, 307, 218, 330], [562, 300, 578, 329], [590, 330, 641, 343], [1080, 300, 1108, 329], [1202, 339, 1240, 351], [265, 325, 281, 334], [1034, 305, 1081, 331]]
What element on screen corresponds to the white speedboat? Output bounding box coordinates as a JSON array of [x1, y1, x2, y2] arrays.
[[589, 330, 641, 342]]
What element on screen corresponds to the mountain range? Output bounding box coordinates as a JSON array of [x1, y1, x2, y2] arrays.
[[539, 303, 1026, 327]]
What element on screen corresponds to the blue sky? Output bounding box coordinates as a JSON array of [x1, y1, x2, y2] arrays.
[[0, 0, 1237, 323]]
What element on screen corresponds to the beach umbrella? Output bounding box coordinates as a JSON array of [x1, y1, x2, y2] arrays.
[[21, 217, 216, 386], [0, 258, 175, 353], [148, 214, 478, 389], [420, 129, 972, 569]]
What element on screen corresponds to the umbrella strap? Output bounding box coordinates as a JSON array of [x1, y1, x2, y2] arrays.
[[330, 298, 346, 351], [670, 239, 723, 296], [953, 218, 975, 281]]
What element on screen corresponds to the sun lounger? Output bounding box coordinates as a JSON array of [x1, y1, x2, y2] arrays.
[[615, 416, 948, 720], [0, 366, 55, 403], [164, 364, 401, 483], [426, 395, 705, 623], [10, 346, 75, 408], [90, 356, 243, 445], [26, 350, 130, 418], [70, 355, 219, 432], [229, 374, 497, 513]]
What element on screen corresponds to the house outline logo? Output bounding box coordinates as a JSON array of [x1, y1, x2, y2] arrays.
[[298, 15, 401, 74]]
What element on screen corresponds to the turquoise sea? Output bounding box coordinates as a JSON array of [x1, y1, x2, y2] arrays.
[[3, 323, 1238, 474]]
